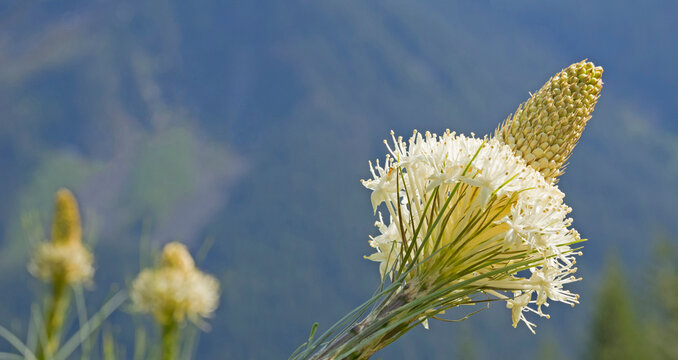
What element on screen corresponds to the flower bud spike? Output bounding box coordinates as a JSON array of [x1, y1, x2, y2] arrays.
[[51, 188, 82, 246], [160, 242, 196, 272], [30, 188, 93, 285], [495, 60, 603, 183]]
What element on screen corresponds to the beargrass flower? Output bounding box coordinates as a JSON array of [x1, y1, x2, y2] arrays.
[[131, 242, 219, 326], [29, 189, 94, 285], [361, 131, 582, 332], [28, 188, 94, 359], [293, 61, 601, 360], [131, 242, 219, 360]]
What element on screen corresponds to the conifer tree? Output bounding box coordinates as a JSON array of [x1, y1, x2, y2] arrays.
[[586, 257, 646, 360], [647, 239, 678, 359]]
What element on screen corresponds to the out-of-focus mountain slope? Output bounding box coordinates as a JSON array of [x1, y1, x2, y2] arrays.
[[0, 1, 677, 359]]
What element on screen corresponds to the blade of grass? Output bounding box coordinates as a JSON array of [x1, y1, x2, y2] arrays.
[[0, 352, 24, 360], [180, 325, 199, 360], [133, 326, 147, 360], [53, 291, 127, 360], [26, 304, 40, 354], [195, 237, 215, 265], [102, 326, 115, 360], [0, 324, 36, 360], [73, 285, 94, 360]]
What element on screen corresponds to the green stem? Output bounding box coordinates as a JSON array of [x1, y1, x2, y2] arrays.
[[38, 279, 69, 360], [161, 321, 179, 360], [310, 288, 413, 360]]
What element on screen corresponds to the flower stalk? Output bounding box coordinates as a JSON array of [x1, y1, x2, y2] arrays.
[[293, 61, 602, 360], [39, 279, 69, 359], [161, 320, 179, 360], [30, 189, 93, 360], [309, 283, 421, 359], [131, 242, 220, 360]]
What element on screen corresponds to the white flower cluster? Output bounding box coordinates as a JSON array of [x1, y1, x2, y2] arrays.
[[131, 267, 220, 325], [29, 241, 94, 284], [131, 242, 220, 326], [361, 130, 581, 332]]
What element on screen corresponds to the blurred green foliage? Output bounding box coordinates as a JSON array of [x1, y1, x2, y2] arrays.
[[646, 240, 678, 359], [585, 257, 645, 360], [127, 128, 196, 222]]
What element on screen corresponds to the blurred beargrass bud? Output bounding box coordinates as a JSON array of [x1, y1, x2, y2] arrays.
[[160, 242, 196, 272], [29, 188, 94, 285], [131, 242, 220, 360], [495, 60, 603, 182], [51, 189, 83, 246], [29, 188, 94, 360], [131, 242, 219, 326]]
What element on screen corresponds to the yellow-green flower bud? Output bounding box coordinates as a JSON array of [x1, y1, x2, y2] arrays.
[[51, 188, 82, 246], [495, 60, 603, 182], [161, 242, 195, 272]]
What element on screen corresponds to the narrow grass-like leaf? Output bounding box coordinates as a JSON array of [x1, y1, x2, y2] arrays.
[[195, 237, 215, 265], [0, 352, 24, 360], [26, 304, 40, 354], [53, 291, 127, 360], [73, 285, 95, 360], [133, 326, 146, 360], [0, 324, 36, 360]]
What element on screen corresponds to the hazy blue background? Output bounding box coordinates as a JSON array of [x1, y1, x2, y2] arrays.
[[1, 1, 677, 358]]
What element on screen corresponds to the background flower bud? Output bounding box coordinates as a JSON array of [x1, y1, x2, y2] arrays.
[[51, 188, 82, 246]]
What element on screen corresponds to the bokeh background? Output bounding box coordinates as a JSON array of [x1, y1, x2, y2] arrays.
[[1, 1, 677, 359]]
